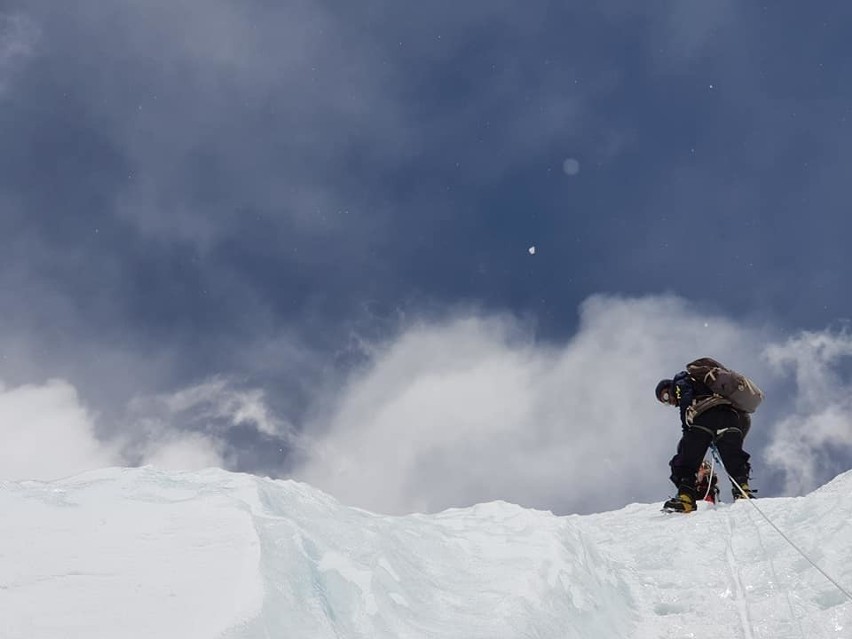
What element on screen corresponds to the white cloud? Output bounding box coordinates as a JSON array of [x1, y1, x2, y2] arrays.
[[118, 377, 288, 470], [3, 296, 850, 508], [292, 296, 852, 515], [141, 433, 223, 471], [763, 330, 852, 494], [157, 378, 283, 437], [293, 295, 771, 515], [0, 379, 118, 480], [0, 376, 261, 479]]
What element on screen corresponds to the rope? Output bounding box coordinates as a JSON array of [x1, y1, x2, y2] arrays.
[[709, 444, 852, 603], [701, 454, 716, 502]]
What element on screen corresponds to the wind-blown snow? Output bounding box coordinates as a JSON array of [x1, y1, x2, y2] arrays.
[[1, 467, 850, 638]]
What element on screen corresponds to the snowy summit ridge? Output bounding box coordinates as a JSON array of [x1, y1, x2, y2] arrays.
[[2, 466, 850, 638]]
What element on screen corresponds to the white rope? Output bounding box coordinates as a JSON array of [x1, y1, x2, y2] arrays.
[[701, 454, 716, 502], [710, 444, 852, 603]]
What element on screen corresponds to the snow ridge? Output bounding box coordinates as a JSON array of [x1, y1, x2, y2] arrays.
[[1, 467, 850, 638]]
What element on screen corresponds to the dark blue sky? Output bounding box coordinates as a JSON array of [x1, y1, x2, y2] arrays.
[[2, 1, 852, 510]]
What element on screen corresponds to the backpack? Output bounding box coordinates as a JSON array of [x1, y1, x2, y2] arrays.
[[685, 357, 764, 413]]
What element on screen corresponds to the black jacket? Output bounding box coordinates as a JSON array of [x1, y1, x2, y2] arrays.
[[672, 371, 712, 427], [671, 371, 751, 435]]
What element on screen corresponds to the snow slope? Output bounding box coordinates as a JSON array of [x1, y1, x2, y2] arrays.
[[1, 467, 850, 639]]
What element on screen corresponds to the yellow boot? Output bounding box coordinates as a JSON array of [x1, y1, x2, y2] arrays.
[[732, 482, 756, 500], [663, 490, 697, 513]]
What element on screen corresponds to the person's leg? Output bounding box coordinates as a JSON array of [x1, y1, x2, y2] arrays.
[[738, 412, 752, 440], [665, 428, 713, 511], [669, 428, 713, 491], [715, 429, 752, 498], [695, 407, 753, 498]]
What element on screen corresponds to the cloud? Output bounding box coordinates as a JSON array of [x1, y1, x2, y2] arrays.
[[0, 375, 285, 479], [0, 379, 118, 481], [291, 295, 852, 515], [293, 295, 771, 515], [0, 0, 634, 447], [659, 0, 739, 64], [154, 378, 284, 437], [2, 295, 851, 511], [119, 377, 291, 470], [15, 0, 612, 255], [763, 329, 852, 494], [5, 0, 852, 510], [53, 0, 410, 247], [140, 432, 223, 472], [0, 12, 38, 96]]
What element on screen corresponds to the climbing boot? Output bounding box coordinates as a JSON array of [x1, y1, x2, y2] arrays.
[[732, 481, 756, 500], [662, 489, 697, 513]]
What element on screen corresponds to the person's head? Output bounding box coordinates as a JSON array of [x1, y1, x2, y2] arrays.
[[655, 379, 676, 406]]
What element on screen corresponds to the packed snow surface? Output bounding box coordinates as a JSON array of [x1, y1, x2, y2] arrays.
[[1, 467, 850, 638]]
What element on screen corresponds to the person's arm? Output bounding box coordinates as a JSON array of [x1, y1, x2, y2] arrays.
[[672, 371, 694, 428]]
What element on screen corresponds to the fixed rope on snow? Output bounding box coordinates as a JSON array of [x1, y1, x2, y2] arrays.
[[709, 443, 852, 604]]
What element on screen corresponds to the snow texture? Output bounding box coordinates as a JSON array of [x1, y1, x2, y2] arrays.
[[1, 466, 850, 638]]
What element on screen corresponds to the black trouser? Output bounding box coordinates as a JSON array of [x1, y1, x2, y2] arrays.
[[669, 406, 751, 493]]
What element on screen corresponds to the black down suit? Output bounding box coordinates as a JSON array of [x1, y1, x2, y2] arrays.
[[668, 371, 751, 495]]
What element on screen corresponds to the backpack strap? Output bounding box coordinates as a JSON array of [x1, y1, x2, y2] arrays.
[[685, 394, 733, 425]]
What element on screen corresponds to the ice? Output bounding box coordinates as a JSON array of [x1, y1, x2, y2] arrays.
[[1, 466, 850, 638]]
